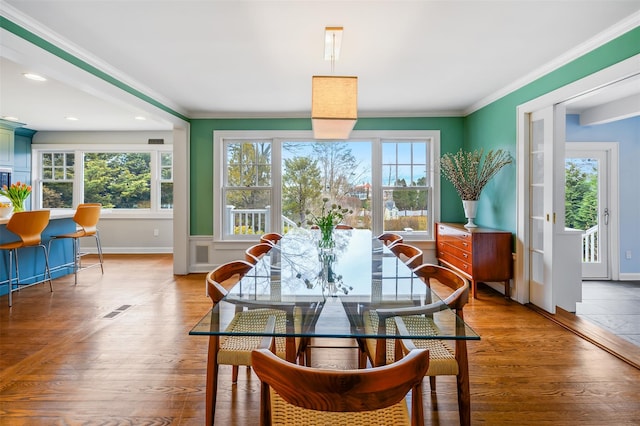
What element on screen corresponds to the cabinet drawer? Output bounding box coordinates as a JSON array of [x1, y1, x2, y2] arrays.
[[438, 250, 472, 275], [438, 241, 472, 263], [438, 236, 471, 252]]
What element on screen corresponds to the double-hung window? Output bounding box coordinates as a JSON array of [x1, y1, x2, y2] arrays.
[[215, 131, 440, 241]]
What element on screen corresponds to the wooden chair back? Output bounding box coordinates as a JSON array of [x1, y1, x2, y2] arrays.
[[252, 343, 429, 425], [259, 232, 282, 246], [245, 243, 273, 265], [335, 224, 353, 229], [412, 264, 469, 313], [377, 232, 403, 247], [5, 210, 51, 246], [389, 243, 423, 269], [206, 260, 254, 303]]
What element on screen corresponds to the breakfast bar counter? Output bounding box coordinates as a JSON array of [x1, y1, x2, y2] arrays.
[[1, 210, 76, 298]]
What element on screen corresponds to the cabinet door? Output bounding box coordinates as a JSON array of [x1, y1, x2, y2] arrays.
[[0, 128, 14, 165]]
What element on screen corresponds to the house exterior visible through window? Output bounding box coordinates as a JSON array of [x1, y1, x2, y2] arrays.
[[215, 131, 440, 241]]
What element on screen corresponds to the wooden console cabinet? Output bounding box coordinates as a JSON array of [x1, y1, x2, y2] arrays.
[[435, 222, 512, 298]]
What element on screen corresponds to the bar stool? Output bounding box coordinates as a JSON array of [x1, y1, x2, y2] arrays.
[[0, 210, 53, 307], [48, 203, 104, 284]]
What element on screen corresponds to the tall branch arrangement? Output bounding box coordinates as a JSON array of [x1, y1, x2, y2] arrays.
[[440, 149, 512, 201]]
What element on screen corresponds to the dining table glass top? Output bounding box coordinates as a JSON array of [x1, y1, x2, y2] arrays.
[[190, 228, 479, 341]]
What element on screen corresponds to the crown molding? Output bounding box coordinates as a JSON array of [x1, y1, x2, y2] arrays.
[[1, 2, 189, 121], [465, 10, 640, 116]]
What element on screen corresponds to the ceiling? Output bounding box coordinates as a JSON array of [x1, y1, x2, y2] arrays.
[[1, 0, 640, 132]]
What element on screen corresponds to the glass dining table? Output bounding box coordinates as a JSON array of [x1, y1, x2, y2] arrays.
[[190, 228, 480, 425], [191, 228, 479, 341]]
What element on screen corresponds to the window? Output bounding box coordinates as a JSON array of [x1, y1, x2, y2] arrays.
[[223, 140, 272, 235], [84, 152, 151, 208], [215, 131, 440, 241], [41, 152, 74, 208], [35, 146, 172, 213], [381, 140, 430, 233], [160, 152, 174, 209]]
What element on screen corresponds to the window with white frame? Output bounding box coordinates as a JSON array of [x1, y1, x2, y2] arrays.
[[41, 152, 75, 208], [215, 131, 440, 241], [35, 147, 172, 212]]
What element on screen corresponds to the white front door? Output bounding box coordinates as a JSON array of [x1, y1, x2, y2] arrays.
[[566, 144, 615, 279]]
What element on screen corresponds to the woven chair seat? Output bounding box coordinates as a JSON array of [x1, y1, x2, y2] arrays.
[[269, 389, 410, 425], [218, 308, 299, 366], [363, 311, 458, 376]]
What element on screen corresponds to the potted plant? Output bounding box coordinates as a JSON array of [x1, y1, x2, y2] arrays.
[[0, 181, 32, 213], [440, 148, 512, 228]]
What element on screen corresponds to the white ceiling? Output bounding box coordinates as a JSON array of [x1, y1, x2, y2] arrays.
[[1, 0, 640, 132]]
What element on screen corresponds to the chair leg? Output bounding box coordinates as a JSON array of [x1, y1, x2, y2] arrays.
[[232, 366, 239, 383], [456, 340, 471, 426], [6, 249, 16, 307], [429, 376, 436, 391], [39, 244, 53, 292], [73, 237, 79, 284], [206, 335, 219, 426], [95, 231, 104, 274]]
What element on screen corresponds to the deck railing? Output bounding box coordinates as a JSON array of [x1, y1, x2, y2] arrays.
[[226, 206, 298, 235], [582, 225, 598, 262]]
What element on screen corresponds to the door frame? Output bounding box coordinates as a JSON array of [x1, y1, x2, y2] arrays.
[[565, 142, 620, 280], [515, 54, 638, 305]]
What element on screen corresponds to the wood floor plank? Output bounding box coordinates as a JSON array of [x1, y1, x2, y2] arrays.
[[1, 254, 639, 425]]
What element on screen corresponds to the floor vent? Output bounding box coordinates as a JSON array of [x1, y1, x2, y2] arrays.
[[103, 304, 133, 318]]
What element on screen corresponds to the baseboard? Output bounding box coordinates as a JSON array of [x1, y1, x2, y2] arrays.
[[619, 272, 640, 281]]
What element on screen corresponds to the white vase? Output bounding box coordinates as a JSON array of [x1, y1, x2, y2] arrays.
[[462, 200, 478, 228]]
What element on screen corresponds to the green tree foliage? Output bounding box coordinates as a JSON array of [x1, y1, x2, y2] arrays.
[[392, 177, 427, 212], [84, 153, 151, 208], [565, 160, 598, 230], [282, 157, 322, 224], [226, 142, 271, 209]]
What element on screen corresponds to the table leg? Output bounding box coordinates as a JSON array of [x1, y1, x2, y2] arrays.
[[206, 335, 219, 426]]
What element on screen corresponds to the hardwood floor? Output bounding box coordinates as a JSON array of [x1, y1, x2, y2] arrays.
[[1, 255, 639, 425]]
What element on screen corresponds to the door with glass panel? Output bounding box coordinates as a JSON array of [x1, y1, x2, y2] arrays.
[[529, 107, 555, 313], [565, 147, 610, 279], [528, 105, 582, 313]]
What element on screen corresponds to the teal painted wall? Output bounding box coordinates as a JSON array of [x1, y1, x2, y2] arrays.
[[189, 117, 465, 235], [464, 26, 640, 233]]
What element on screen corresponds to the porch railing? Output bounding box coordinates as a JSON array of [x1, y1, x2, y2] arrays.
[[226, 206, 298, 235], [582, 225, 598, 262]]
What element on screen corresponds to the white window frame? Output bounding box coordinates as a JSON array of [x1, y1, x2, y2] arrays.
[[213, 130, 440, 242], [32, 144, 173, 217]]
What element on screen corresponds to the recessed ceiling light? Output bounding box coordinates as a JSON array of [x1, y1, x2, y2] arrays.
[[23, 72, 47, 82], [135, 116, 146, 120], [65, 116, 79, 121], [1, 116, 20, 122]]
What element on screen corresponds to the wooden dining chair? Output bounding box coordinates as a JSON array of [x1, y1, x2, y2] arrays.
[[205, 260, 300, 425], [245, 243, 273, 265], [252, 322, 430, 426], [377, 232, 403, 248], [259, 232, 282, 246], [389, 243, 423, 269], [335, 224, 354, 229], [362, 263, 472, 426]]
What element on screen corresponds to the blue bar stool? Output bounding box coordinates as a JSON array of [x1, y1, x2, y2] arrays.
[[48, 203, 104, 284], [0, 210, 53, 307]]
